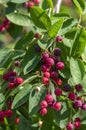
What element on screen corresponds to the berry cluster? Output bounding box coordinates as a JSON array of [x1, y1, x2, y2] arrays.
[[0, 18, 10, 32], [24, 0, 41, 9], [40, 94, 62, 116]]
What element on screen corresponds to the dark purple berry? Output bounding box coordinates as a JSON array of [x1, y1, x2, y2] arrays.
[[63, 83, 71, 92], [73, 100, 82, 108], [68, 92, 76, 101], [54, 48, 61, 56], [75, 84, 83, 92], [35, 45, 41, 53], [50, 71, 58, 79], [54, 88, 62, 96]]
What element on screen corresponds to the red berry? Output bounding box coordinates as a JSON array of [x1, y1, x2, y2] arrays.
[[75, 84, 83, 92], [42, 77, 49, 85], [0, 117, 4, 124], [42, 52, 49, 60], [66, 122, 73, 130], [74, 118, 81, 122], [50, 71, 58, 79], [8, 83, 15, 89], [54, 88, 62, 96], [74, 100, 82, 109], [41, 65, 50, 72], [5, 110, 12, 118], [40, 108, 47, 115], [0, 111, 5, 118], [34, 33, 40, 38], [40, 100, 48, 108], [43, 72, 50, 78], [28, 1, 34, 8], [56, 36, 63, 43], [14, 61, 20, 67], [46, 58, 54, 67], [15, 118, 20, 124], [81, 103, 86, 110], [68, 92, 76, 101], [34, 0, 41, 5], [54, 78, 62, 86], [53, 102, 62, 111], [14, 77, 24, 85], [56, 61, 65, 70], [74, 121, 81, 129], [45, 94, 53, 103]]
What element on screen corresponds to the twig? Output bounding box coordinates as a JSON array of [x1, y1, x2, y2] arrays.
[[54, 0, 62, 13]]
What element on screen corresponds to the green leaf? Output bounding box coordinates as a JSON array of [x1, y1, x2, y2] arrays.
[[10, 0, 29, 3], [81, 75, 86, 92], [6, 12, 32, 26], [70, 28, 86, 58], [48, 19, 64, 38], [59, 18, 78, 35], [22, 45, 41, 74], [29, 84, 46, 116], [46, 0, 54, 9], [12, 84, 32, 109], [0, 93, 5, 105], [73, 0, 85, 14], [70, 58, 85, 84], [53, 12, 70, 18], [30, 6, 51, 30]]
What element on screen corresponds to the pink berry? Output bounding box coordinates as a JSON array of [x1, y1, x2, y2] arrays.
[[56, 61, 65, 70], [81, 103, 86, 110], [66, 122, 73, 130], [14, 61, 20, 67], [42, 52, 49, 60], [74, 121, 81, 129], [34, 33, 40, 38], [42, 77, 49, 85], [74, 100, 82, 108], [56, 36, 63, 43], [43, 72, 50, 78], [45, 94, 53, 103], [28, 1, 34, 8], [15, 118, 20, 124], [68, 92, 76, 101], [54, 78, 63, 86], [8, 83, 15, 89], [53, 102, 62, 111], [41, 65, 50, 72], [40, 100, 48, 108], [23, 2, 29, 7], [40, 108, 47, 115], [5, 110, 12, 118], [75, 84, 83, 92], [34, 0, 41, 5], [50, 71, 58, 79], [46, 58, 54, 67], [14, 77, 24, 85], [54, 88, 62, 96]]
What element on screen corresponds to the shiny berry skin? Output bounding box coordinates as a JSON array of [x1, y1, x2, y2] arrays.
[[14, 77, 24, 85], [56, 36, 63, 43], [41, 65, 50, 72], [34, 33, 40, 38], [45, 94, 53, 103], [5, 110, 12, 118], [50, 71, 58, 79], [54, 48, 61, 56], [53, 102, 62, 111], [40, 108, 47, 116], [43, 72, 50, 78], [14, 61, 20, 67], [81, 103, 86, 110], [68, 92, 76, 101], [74, 118, 81, 122], [54, 78, 62, 86], [34, 0, 41, 5], [46, 58, 54, 67], [74, 121, 81, 129], [75, 84, 83, 92], [28, 1, 34, 8], [15, 118, 20, 124], [42, 77, 49, 85], [63, 83, 71, 92], [66, 122, 73, 130], [42, 52, 49, 60], [54, 88, 62, 96], [56, 61, 65, 70], [74, 100, 82, 108], [40, 100, 48, 108], [8, 83, 15, 89]]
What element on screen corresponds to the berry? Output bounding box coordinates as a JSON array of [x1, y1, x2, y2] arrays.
[[53, 102, 62, 111], [81, 103, 86, 110], [28, 1, 34, 8], [24, 2, 29, 7], [0, 111, 5, 118], [74, 100, 82, 108], [50, 71, 58, 79], [43, 72, 50, 78], [41, 65, 50, 72], [63, 83, 71, 92], [14, 77, 24, 85], [14, 61, 20, 67], [74, 118, 81, 122], [52, 56, 58, 63], [42, 52, 49, 60], [35, 45, 41, 53], [5, 110, 12, 118], [56, 61, 65, 70], [15, 118, 20, 124], [40, 100, 48, 108], [68, 92, 76, 101], [45, 94, 53, 103], [7, 101, 12, 109], [54, 48, 61, 56], [75, 84, 83, 92], [34, 0, 41, 5], [74, 121, 81, 129], [8, 83, 15, 89], [66, 122, 73, 130], [54, 78, 62, 86], [42, 77, 49, 85], [34, 33, 40, 38], [46, 58, 54, 67], [54, 88, 62, 96], [56, 36, 63, 43], [40, 108, 47, 115]]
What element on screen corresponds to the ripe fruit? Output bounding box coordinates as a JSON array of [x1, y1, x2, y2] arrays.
[[53, 102, 62, 111], [54, 48, 61, 56], [40, 108, 47, 115], [35, 45, 41, 53], [15, 118, 20, 124], [50, 71, 58, 79], [63, 83, 71, 92], [43, 72, 50, 78], [54, 88, 62, 96], [74, 100, 82, 108], [56, 36, 63, 43], [8, 83, 15, 89], [42, 52, 49, 60], [75, 84, 83, 92], [81, 103, 86, 110], [40, 100, 48, 108], [46, 58, 54, 67], [34, 0, 41, 5], [54, 78, 62, 86], [41, 65, 50, 72], [68, 92, 76, 101], [14, 77, 24, 85], [14, 61, 20, 67], [45, 94, 53, 103], [66, 122, 73, 130], [56, 61, 65, 70], [28, 1, 34, 8], [5, 110, 12, 118], [74, 121, 81, 129], [34, 33, 40, 38], [42, 77, 49, 85]]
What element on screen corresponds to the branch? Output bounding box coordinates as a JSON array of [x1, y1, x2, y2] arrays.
[[54, 0, 62, 13]]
